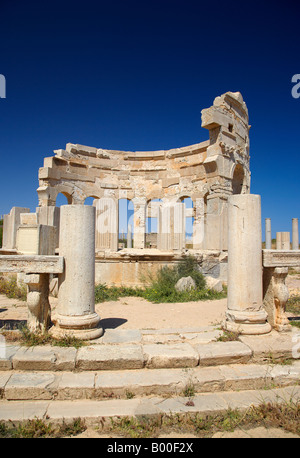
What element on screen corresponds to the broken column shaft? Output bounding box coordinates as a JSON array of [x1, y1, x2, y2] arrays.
[[225, 194, 271, 335], [51, 205, 103, 340]]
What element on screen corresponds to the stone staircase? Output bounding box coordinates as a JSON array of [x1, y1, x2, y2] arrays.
[[0, 326, 299, 428]]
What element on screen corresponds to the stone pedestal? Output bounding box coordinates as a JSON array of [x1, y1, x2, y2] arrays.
[[51, 205, 102, 340], [224, 194, 271, 335], [263, 267, 291, 332], [24, 274, 51, 333]]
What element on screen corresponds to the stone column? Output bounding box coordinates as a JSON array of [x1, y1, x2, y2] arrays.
[[224, 194, 271, 335], [173, 202, 185, 250], [51, 205, 102, 340], [94, 197, 118, 251], [192, 198, 205, 250], [265, 218, 272, 249], [292, 218, 299, 250], [127, 224, 132, 248], [157, 201, 169, 250], [133, 197, 147, 249]]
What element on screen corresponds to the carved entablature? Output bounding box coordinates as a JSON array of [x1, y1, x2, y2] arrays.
[[37, 91, 251, 209]]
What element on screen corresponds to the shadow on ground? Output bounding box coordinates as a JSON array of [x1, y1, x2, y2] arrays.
[[99, 318, 128, 330]]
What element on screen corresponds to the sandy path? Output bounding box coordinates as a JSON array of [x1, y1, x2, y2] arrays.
[[95, 296, 227, 330]]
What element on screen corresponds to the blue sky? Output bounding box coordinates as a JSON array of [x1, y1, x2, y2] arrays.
[[0, 0, 299, 240]]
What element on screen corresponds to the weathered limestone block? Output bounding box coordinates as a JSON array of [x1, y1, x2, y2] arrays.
[[20, 213, 38, 225], [205, 275, 223, 292], [16, 225, 56, 255], [0, 255, 64, 273], [175, 276, 196, 292], [2, 207, 30, 250], [263, 249, 300, 268], [276, 232, 290, 250], [36, 206, 60, 248]]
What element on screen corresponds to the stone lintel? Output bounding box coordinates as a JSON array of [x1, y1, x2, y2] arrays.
[[0, 255, 64, 273], [263, 249, 300, 267]]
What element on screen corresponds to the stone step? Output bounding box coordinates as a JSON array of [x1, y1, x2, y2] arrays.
[[0, 328, 298, 372], [0, 385, 299, 428], [1, 361, 299, 401]]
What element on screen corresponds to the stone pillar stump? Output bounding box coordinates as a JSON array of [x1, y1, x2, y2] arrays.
[[224, 194, 271, 335], [50, 205, 103, 340]]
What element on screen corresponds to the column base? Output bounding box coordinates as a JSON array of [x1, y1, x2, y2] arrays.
[[50, 312, 103, 340], [224, 309, 272, 335]]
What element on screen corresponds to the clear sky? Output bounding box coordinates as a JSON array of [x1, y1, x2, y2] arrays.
[[0, 0, 299, 240]]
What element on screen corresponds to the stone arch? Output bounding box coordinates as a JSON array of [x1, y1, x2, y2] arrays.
[[55, 191, 72, 206], [232, 163, 246, 195]]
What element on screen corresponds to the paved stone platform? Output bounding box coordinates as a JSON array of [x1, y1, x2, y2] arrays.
[[0, 327, 299, 371], [0, 325, 299, 428]]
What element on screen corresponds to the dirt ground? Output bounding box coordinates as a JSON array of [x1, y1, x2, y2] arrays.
[[1, 274, 299, 331]]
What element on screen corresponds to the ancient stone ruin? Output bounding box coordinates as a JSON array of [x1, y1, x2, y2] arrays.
[[0, 91, 299, 338], [2, 91, 251, 286]]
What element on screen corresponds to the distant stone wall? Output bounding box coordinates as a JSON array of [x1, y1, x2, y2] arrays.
[[94, 250, 228, 287]]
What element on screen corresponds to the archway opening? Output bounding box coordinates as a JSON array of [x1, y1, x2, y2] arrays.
[[232, 164, 245, 194], [84, 196, 95, 206], [55, 193, 70, 207]]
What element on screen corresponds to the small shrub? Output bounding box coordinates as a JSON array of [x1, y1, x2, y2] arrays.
[[286, 295, 300, 315], [182, 382, 195, 398], [0, 418, 86, 438], [19, 325, 86, 348], [217, 330, 240, 342], [0, 276, 27, 301], [177, 255, 206, 289], [290, 320, 300, 328], [95, 283, 144, 303]]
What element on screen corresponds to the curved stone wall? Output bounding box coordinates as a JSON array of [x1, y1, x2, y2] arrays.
[[37, 91, 250, 251]]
